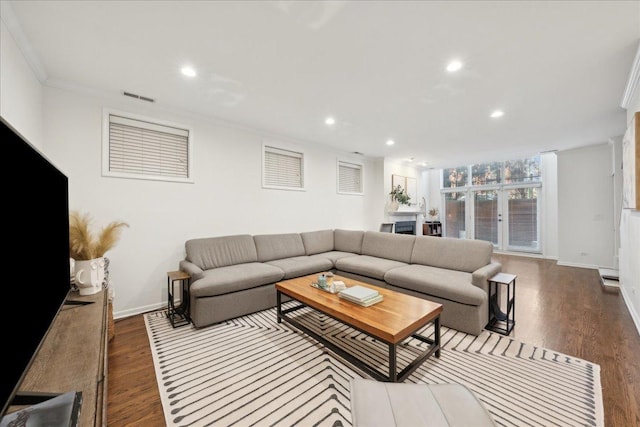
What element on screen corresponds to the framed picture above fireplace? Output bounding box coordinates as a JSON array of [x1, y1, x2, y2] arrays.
[[391, 174, 417, 204]]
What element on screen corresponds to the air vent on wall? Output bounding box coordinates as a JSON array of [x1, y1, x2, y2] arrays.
[[122, 91, 156, 103]]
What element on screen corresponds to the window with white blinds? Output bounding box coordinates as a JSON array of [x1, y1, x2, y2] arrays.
[[103, 111, 192, 182], [262, 144, 305, 190], [337, 160, 364, 195]]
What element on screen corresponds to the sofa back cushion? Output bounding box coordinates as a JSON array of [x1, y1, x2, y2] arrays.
[[411, 236, 493, 273], [254, 233, 306, 262], [361, 231, 416, 263], [185, 235, 258, 270], [300, 229, 335, 255], [334, 229, 364, 254]]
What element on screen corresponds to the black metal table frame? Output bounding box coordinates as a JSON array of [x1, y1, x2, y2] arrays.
[[276, 290, 441, 383], [167, 274, 191, 328], [486, 276, 516, 335]]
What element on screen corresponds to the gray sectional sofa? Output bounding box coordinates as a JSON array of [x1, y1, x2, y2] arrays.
[[179, 229, 502, 335]]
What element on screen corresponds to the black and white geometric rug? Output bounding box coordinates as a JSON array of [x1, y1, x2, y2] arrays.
[[144, 303, 603, 427]]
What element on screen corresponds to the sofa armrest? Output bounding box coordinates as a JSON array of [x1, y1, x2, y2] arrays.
[[471, 262, 502, 292], [179, 260, 204, 282]]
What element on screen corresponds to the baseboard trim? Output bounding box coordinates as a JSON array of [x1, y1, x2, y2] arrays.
[[619, 285, 640, 337], [493, 251, 558, 261], [556, 261, 601, 269], [494, 250, 544, 259], [114, 301, 166, 320]]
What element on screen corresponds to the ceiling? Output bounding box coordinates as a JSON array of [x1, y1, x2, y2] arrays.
[[4, 0, 640, 168]]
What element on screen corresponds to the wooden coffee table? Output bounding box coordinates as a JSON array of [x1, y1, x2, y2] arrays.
[[276, 274, 443, 382]]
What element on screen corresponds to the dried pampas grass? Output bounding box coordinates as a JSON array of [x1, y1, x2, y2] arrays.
[[69, 210, 129, 260]]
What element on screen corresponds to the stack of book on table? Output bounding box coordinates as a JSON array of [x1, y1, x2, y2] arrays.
[[338, 285, 383, 307]]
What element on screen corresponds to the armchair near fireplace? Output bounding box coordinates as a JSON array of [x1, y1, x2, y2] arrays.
[[379, 223, 394, 233]]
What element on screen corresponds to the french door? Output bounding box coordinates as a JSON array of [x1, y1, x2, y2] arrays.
[[472, 188, 501, 246], [443, 184, 541, 253]]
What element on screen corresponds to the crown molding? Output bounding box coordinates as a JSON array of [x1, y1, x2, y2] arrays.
[[621, 41, 640, 109], [0, 0, 48, 82]]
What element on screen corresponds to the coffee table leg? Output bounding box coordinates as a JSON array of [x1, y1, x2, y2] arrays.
[[389, 344, 397, 382], [435, 316, 441, 358], [276, 290, 282, 324]]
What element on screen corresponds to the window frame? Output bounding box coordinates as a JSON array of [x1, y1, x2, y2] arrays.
[[261, 141, 306, 191], [336, 159, 364, 195], [101, 108, 194, 183]]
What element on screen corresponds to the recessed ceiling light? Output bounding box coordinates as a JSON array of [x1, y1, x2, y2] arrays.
[[386, 139, 395, 146], [446, 60, 463, 72], [325, 116, 336, 126], [181, 66, 196, 77], [421, 162, 428, 167], [490, 110, 504, 118]]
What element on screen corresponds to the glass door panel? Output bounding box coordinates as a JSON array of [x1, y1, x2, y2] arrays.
[[473, 189, 499, 245], [506, 187, 539, 251], [444, 192, 466, 238]]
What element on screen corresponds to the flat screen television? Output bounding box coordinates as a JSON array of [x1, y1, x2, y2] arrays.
[[0, 116, 71, 418]]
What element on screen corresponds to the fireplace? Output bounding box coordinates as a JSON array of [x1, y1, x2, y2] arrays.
[[394, 221, 416, 235]]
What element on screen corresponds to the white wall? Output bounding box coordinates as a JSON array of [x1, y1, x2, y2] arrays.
[[369, 158, 386, 227], [621, 101, 640, 334], [425, 169, 441, 217], [611, 136, 623, 268], [41, 86, 382, 318], [540, 153, 559, 259], [557, 144, 615, 268], [0, 18, 43, 147]]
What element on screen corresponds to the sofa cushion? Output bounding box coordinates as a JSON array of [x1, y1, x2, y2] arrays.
[[190, 262, 285, 297], [334, 229, 364, 254], [185, 235, 258, 270], [384, 264, 486, 306], [315, 251, 359, 264], [361, 231, 416, 263], [300, 230, 335, 255], [254, 233, 306, 262], [266, 255, 333, 279], [411, 236, 493, 273], [336, 255, 407, 281]]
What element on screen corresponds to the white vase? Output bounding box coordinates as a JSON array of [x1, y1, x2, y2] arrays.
[[74, 257, 105, 295]]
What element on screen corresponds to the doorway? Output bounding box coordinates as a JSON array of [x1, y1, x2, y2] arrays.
[[443, 184, 541, 253]]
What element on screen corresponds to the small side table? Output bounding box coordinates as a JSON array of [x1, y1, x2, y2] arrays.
[[167, 271, 191, 328], [486, 272, 517, 335], [423, 221, 442, 237]]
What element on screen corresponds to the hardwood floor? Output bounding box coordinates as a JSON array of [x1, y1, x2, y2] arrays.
[[107, 254, 640, 426]]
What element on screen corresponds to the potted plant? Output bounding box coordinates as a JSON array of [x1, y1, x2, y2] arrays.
[[69, 211, 128, 295], [389, 185, 411, 206]]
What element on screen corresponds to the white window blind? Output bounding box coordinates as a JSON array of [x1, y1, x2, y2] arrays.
[[106, 113, 190, 181], [263, 145, 304, 189], [338, 160, 363, 194]]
